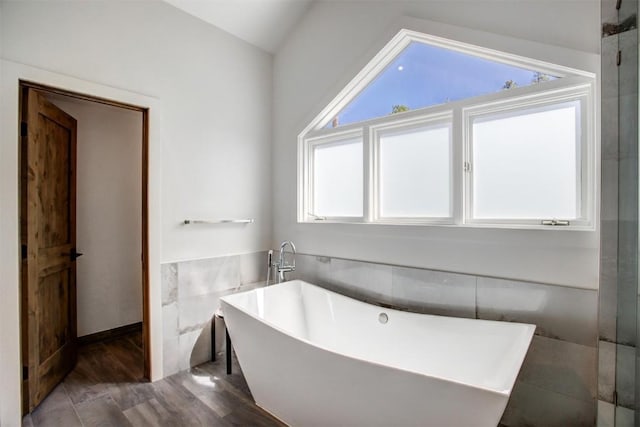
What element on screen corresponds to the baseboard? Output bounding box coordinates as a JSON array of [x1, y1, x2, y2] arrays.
[[77, 322, 142, 346]]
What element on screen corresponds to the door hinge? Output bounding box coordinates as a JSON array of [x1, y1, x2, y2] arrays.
[[613, 390, 618, 405], [22, 366, 28, 381], [617, 50, 622, 66], [21, 244, 27, 260], [20, 121, 28, 137], [464, 162, 471, 172]]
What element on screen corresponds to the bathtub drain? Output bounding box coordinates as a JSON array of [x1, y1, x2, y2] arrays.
[[378, 313, 388, 324]]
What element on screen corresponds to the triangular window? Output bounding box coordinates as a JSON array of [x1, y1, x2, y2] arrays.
[[325, 41, 558, 128]]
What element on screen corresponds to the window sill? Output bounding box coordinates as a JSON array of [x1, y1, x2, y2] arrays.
[[298, 219, 595, 232]]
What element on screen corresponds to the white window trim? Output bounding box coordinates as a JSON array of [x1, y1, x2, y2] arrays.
[[297, 27, 597, 230]]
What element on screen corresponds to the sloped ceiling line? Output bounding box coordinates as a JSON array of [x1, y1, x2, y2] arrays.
[[163, 0, 314, 53]]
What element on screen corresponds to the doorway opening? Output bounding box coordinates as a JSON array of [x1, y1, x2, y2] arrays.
[[18, 81, 150, 414]]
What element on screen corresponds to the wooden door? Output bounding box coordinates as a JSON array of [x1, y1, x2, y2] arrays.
[[21, 88, 78, 412]]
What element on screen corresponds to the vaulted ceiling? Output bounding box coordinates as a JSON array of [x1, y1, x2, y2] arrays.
[[163, 0, 314, 53]]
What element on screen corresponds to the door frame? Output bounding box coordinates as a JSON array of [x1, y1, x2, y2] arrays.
[[19, 80, 151, 385], [0, 60, 164, 425]]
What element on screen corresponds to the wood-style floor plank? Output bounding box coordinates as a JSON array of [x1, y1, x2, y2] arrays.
[[29, 384, 83, 427], [190, 360, 285, 427], [79, 342, 138, 383], [74, 395, 133, 427], [107, 336, 145, 380], [107, 381, 155, 411], [127, 332, 143, 349], [197, 356, 254, 401], [174, 369, 235, 418], [22, 413, 35, 427], [122, 398, 174, 427], [63, 362, 110, 404], [24, 331, 283, 427], [222, 401, 285, 427], [153, 375, 230, 427]]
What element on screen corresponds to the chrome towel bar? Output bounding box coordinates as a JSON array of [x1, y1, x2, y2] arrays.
[[183, 219, 254, 225]]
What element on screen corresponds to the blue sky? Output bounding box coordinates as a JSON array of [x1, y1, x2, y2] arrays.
[[330, 42, 555, 127]]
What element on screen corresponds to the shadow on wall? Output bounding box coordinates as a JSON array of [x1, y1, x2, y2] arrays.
[[189, 322, 213, 368], [189, 315, 229, 368]]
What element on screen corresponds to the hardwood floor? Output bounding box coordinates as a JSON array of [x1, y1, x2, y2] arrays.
[[23, 332, 285, 427]]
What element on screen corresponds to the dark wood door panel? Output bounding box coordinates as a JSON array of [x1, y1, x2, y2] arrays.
[[36, 341, 76, 405], [22, 88, 78, 412], [38, 270, 72, 362], [38, 114, 72, 248], [38, 245, 73, 273]]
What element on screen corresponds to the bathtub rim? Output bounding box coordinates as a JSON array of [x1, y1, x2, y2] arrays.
[[220, 279, 535, 399]]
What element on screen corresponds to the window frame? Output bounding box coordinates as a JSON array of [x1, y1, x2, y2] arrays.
[[297, 29, 597, 230], [303, 128, 365, 223], [463, 84, 593, 228], [370, 112, 454, 225]]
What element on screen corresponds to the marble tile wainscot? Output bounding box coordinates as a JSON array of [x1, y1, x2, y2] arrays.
[[161, 251, 268, 376], [287, 253, 598, 427]]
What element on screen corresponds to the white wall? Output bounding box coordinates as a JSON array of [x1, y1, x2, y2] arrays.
[[0, 60, 164, 427], [1, 0, 273, 263], [273, 0, 601, 289], [1, 1, 272, 424], [47, 96, 143, 337], [0, 1, 4, 423]]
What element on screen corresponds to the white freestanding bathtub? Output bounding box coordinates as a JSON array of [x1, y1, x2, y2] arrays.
[[221, 280, 534, 427]]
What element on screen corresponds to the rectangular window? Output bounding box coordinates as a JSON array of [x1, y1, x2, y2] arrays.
[[377, 123, 452, 219], [300, 79, 593, 229], [311, 136, 363, 218], [469, 101, 581, 222]]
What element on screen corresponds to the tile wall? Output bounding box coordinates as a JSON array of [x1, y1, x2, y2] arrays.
[[161, 251, 268, 376], [287, 253, 598, 427], [160, 249, 598, 426]]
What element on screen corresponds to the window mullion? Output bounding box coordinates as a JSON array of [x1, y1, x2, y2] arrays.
[[452, 107, 464, 225], [463, 106, 473, 226], [575, 102, 583, 220], [363, 125, 373, 223], [307, 140, 316, 220]]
